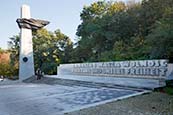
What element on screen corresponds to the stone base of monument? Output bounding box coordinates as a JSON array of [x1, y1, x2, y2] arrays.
[[53, 75, 164, 90], [56, 60, 173, 90]]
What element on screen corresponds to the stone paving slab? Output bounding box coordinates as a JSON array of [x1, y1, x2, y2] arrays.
[[0, 82, 147, 115]]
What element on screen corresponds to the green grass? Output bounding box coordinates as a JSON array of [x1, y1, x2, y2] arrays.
[[155, 86, 173, 95], [163, 87, 173, 95], [163, 80, 173, 95]]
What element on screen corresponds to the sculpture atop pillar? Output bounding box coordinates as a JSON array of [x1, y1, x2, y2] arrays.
[[16, 18, 49, 30]]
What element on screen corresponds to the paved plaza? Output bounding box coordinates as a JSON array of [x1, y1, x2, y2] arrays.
[[0, 80, 147, 115]]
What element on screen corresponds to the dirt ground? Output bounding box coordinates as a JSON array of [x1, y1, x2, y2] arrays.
[[65, 92, 173, 115]]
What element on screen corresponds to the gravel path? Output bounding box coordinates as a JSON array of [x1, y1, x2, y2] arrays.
[[65, 92, 173, 115]]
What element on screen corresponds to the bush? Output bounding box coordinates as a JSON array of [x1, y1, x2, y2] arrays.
[[0, 63, 18, 79], [166, 80, 173, 87]]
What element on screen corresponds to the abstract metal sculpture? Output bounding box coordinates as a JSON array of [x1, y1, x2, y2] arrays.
[[16, 18, 49, 30]]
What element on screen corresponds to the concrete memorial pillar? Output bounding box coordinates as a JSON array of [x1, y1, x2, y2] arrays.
[[16, 5, 49, 80]]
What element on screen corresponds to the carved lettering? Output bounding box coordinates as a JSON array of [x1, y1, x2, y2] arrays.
[[71, 60, 168, 78], [160, 60, 168, 67], [148, 60, 155, 67]]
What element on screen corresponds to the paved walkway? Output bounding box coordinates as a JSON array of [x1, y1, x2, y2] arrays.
[[0, 80, 147, 115]]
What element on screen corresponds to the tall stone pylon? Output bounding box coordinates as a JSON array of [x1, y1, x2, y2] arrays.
[[17, 5, 49, 80], [19, 5, 34, 80]]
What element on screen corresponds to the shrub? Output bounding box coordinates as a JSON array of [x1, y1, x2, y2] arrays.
[[0, 63, 18, 79]]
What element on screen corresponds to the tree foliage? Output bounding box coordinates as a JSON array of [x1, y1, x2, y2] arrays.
[[74, 0, 173, 62], [8, 35, 20, 67], [146, 7, 173, 60], [8, 29, 73, 75], [0, 48, 18, 79]]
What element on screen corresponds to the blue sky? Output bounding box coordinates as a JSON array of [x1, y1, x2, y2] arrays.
[[0, 0, 138, 49]]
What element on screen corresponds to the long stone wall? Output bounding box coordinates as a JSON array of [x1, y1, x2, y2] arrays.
[[58, 60, 171, 80]]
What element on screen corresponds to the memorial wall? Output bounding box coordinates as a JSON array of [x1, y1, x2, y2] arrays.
[[58, 60, 169, 79]]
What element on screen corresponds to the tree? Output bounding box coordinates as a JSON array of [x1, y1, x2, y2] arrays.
[[0, 48, 3, 53], [146, 7, 173, 60], [75, 1, 139, 62], [74, 0, 173, 62], [8, 35, 20, 67], [54, 29, 73, 63], [33, 29, 73, 74], [8, 28, 73, 75], [0, 48, 18, 79]]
